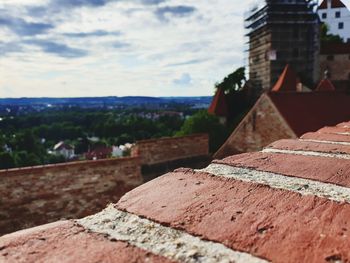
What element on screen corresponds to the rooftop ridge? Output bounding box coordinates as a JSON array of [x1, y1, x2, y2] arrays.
[[271, 64, 300, 92], [1, 120, 350, 262]]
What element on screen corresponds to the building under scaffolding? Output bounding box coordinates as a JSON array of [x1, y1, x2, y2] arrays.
[[245, 0, 320, 91]]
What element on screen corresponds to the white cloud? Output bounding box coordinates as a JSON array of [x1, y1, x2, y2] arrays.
[[0, 0, 256, 97]]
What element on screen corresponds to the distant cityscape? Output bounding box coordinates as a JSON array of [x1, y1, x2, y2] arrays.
[[0, 96, 212, 115]]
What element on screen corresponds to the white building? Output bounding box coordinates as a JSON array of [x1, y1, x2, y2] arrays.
[[53, 141, 75, 160], [318, 0, 350, 42], [112, 146, 123, 157]]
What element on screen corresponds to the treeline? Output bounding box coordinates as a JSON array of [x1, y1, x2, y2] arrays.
[[0, 108, 185, 169]]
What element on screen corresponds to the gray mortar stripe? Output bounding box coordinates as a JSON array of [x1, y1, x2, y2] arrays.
[[336, 132, 350, 136], [199, 164, 350, 204], [300, 139, 350, 146], [78, 206, 268, 263], [262, 148, 350, 160]]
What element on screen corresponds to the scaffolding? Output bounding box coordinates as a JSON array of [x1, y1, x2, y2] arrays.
[[244, 0, 320, 91]]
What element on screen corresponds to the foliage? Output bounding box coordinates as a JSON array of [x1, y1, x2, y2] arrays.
[[0, 152, 16, 169], [0, 108, 187, 169], [215, 67, 246, 94], [321, 23, 343, 43], [176, 110, 229, 153]]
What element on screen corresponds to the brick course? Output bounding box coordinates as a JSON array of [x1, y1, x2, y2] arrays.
[[132, 134, 209, 165], [0, 157, 142, 235], [1, 122, 350, 262]]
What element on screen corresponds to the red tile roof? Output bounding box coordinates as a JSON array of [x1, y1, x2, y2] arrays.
[[319, 0, 346, 9], [269, 92, 350, 136], [315, 78, 336, 91], [85, 147, 112, 160], [208, 87, 229, 117], [321, 42, 350, 55], [271, 64, 299, 92]]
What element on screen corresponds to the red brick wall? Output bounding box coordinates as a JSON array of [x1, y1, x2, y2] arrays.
[[215, 94, 297, 158], [0, 157, 142, 235], [2, 122, 350, 262], [131, 134, 209, 165]]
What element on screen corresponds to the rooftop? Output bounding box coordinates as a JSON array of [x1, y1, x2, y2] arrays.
[[1, 120, 350, 262], [315, 78, 336, 92], [271, 64, 300, 92], [208, 88, 229, 117], [268, 92, 350, 136], [319, 0, 346, 9], [320, 42, 350, 55]]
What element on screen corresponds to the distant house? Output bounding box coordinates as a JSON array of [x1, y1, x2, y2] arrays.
[[318, 0, 350, 42], [53, 142, 75, 159], [112, 146, 123, 157], [2, 144, 12, 153], [117, 143, 134, 156], [85, 147, 112, 160]]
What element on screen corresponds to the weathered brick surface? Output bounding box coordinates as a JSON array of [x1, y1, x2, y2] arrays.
[[117, 169, 350, 263], [0, 157, 142, 235], [132, 134, 209, 165], [0, 220, 172, 263], [215, 94, 296, 158], [216, 152, 350, 187], [268, 139, 350, 154], [317, 126, 350, 134], [1, 120, 350, 263], [302, 132, 350, 143]]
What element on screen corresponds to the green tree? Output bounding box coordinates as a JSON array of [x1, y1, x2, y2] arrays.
[[216, 67, 246, 94], [44, 154, 66, 165], [321, 23, 343, 43], [0, 152, 16, 169], [14, 130, 44, 155], [176, 110, 228, 153], [14, 151, 41, 167]]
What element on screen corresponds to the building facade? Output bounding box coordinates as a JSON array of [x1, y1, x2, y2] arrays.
[[214, 91, 350, 158], [319, 42, 350, 91], [245, 0, 320, 91], [318, 0, 350, 42]]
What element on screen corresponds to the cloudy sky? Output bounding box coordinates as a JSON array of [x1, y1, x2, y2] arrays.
[[0, 0, 256, 98]]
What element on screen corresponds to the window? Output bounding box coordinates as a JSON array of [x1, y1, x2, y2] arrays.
[[335, 11, 341, 18], [322, 13, 327, 19], [327, 55, 334, 61], [339, 22, 344, 29], [254, 55, 260, 63]]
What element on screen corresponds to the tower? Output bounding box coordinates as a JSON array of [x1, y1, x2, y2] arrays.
[[245, 0, 320, 91]]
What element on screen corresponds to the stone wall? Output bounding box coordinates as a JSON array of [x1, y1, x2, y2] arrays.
[[131, 134, 209, 166], [320, 53, 350, 81], [0, 157, 142, 235]]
